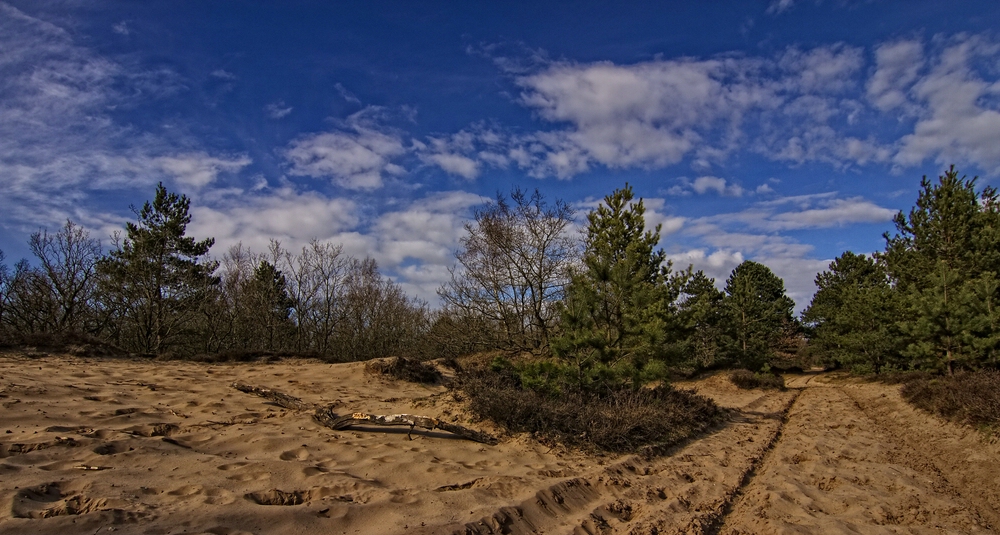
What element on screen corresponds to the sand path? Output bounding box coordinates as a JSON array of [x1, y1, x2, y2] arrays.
[[1, 356, 998, 534]]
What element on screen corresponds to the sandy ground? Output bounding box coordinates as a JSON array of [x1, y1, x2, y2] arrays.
[[0, 355, 997, 535]]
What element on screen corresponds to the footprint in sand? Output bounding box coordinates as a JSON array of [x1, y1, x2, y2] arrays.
[[303, 465, 331, 477], [279, 448, 310, 461], [226, 471, 271, 482], [216, 461, 250, 471], [167, 485, 235, 505]]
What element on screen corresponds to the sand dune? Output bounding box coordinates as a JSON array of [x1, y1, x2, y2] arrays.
[[1, 354, 997, 534]]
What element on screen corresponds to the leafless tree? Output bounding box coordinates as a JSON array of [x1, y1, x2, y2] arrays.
[[440, 188, 577, 353]]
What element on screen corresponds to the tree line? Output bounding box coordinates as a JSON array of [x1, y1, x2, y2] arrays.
[[0, 184, 427, 361], [804, 166, 1000, 375], [5, 170, 989, 384], [0, 182, 801, 380]]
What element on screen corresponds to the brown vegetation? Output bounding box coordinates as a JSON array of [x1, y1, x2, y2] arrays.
[[729, 369, 786, 390], [886, 370, 1000, 430], [458, 363, 723, 454]]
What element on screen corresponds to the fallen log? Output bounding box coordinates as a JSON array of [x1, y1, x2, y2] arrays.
[[313, 405, 498, 445], [231, 382, 497, 445], [230, 382, 313, 411]]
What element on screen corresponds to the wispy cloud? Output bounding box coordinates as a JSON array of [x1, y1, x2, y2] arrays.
[[264, 100, 293, 119]]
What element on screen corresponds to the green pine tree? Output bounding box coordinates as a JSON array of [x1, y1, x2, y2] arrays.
[[98, 183, 218, 354], [722, 260, 794, 371], [552, 184, 675, 390], [803, 251, 901, 373], [882, 166, 1000, 373]]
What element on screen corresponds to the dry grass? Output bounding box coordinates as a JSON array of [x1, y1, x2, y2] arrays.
[[365, 356, 443, 384], [457, 364, 723, 454], [888, 370, 1000, 429]]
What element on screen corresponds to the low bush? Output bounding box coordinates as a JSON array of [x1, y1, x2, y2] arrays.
[[365, 356, 442, 384], [729, 369, 785, 390], [891, 370, 1000, 429], [458, 363, 723, 454]]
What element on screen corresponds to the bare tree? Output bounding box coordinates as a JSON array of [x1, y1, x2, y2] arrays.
[[440, 188, 577, 353], [28, 220, 102, 333]]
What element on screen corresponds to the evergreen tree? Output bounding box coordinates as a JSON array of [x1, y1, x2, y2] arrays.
[[803, 251, 901, 373], [722, 260, 794, 371], [98, 183, 218, 354], [882, 166, 1000, 373], [676, 269, 727, 370], [242, 260, 294, 351], [553, 184, 676, 390]]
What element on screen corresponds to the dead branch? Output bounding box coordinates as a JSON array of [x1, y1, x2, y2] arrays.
[[313, 405, 498, 445], [230, 382, 313, 411], [230, 382, 497, 445]]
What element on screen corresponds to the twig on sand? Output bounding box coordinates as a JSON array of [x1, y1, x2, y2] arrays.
[[230, 381, 497, 445]]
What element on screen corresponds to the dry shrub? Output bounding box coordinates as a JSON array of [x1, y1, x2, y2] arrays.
[[729, 370, 785, 390], [895, 370, 1000, 429], [458, 365, 722, 454], [365, 356, 442, 384]]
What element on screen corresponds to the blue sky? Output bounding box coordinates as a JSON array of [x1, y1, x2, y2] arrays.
[[2, 1, 1000, 310]]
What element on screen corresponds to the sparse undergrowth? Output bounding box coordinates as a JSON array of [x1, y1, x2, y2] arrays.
[[365, 356, 442, 384], [457, 364, 723, 454], [729, 369, 786, 390], [883, 370, 1000, 430]]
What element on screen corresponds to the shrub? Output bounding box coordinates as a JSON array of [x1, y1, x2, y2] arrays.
[[893, 370, 1000, 429], [729, 369, 785, 390], [365, 356, 442, 384], [458, 364, 722, 454]]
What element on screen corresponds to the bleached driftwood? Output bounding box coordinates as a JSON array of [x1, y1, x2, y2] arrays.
[[231, 382, 497, 445]]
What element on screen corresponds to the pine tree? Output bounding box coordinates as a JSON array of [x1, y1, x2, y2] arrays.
[[803, 251, 900, 373], [882, 166, 1000, 373], [722, 260, 794, 371], [676, 269, 727, 370], [98, 183, 218, 354], [552, 184, 675, 390]]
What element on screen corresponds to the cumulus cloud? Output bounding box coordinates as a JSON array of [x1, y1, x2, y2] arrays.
[[155, 152, 252, 188], [894, 35, 1000, 174], [692, 176, 745, 197], [284, 108, 407, 190], [867, 40, 924, 111], [189, 187, 361, 255]]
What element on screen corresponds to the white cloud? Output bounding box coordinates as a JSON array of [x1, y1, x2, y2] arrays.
[[692, 176, 745, 197], [210, 69, 236, 80], [265, 100, 293, 119], [779, 44, 864, 94], [894, 35, 1000, 174], [867, 40, 924, 111], [154, 152, 251, 188], [515, 58, 761, 170], [112, 21, 130, 35], [189, 187, 361, 255], [284, 108, 407, 190]]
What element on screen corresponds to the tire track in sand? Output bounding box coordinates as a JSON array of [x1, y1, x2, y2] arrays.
[[420, 386, 801, 535], [716, 381, 994, 534]]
